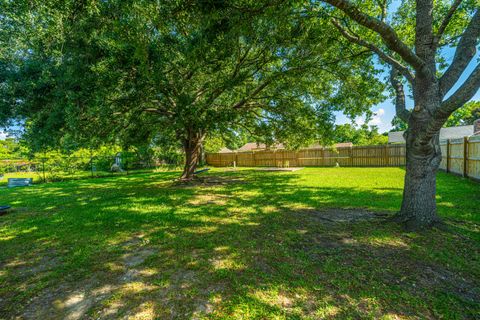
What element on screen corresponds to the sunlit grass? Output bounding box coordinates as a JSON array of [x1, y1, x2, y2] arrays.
[[0, 168, 478, 319]]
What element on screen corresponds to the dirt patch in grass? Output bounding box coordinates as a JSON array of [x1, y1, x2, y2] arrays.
[[287, 207, 480, 317], [16, 233, 159, 319], [13, 232, 221, 320], [397, 263, 480, 304]]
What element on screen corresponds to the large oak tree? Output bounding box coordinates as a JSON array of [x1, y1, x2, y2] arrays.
[[1, 0, 383, 179], [314, 0, 480, 229]]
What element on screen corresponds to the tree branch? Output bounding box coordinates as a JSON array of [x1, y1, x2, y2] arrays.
[[322, 0, 425, 72], [435, 0, 463, 47], [375, 0, 387, 22], [332, 19, 414, 83], [440, 63, 480, 115], [415, 0, 435, 65], [232, 80, 272, 109], [390, 67, 411, 122], [439, 10, 480, 96], [422, 63, 480, 142]]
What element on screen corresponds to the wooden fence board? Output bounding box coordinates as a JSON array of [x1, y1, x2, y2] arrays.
[[468, 136, 480, 180]]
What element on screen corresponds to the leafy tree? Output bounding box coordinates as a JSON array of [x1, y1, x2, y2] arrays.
[[333, 123, 387, 145], [445, 100, 480, 126], [316, 0, 480, 229], [390, 115, 408, 131], [1, 0, 384, 179], [0, 138, 28, 159]]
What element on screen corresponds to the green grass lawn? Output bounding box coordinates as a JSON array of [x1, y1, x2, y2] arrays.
[[0, 168, 479, 319]]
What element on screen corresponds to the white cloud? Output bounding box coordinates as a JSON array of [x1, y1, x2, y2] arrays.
[[369, 108, 385, 126], [354, 117, 365, 126], [352, 108, 385, 127], [0, 132, 7, 140]]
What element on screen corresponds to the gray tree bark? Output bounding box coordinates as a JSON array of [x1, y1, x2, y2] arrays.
[[322, 0, 480, 229], [398, 81, 443, 229], [180, 130, 205, 180]]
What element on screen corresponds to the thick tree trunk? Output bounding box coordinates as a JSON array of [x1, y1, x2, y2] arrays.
[[180, 131, 204, 180], [398, 130, 442, 229], [397, 77, 443, 230]]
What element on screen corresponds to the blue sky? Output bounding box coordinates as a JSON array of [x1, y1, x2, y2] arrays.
[[334, 0, 480, 133], [335, 49, 480, 133]]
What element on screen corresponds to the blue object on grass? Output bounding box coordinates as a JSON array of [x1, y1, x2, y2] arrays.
[[7, 178, 33, 188], [0, 205, 11, 212], [193, 168, 210, 175]]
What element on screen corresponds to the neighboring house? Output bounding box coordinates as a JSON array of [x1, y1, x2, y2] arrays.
[[307, 142, 354, 149], [388, 124, 476, 144], [236, 142, 285, 152], [333, 142, 354, 148], [218, 147, 233, 153]]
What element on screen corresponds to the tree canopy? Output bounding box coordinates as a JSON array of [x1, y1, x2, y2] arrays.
[[333, 123, 388, 145], [0, 0, 384, 178]]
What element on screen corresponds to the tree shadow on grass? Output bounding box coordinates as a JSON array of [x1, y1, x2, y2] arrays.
[[0, 170, 479, 319]]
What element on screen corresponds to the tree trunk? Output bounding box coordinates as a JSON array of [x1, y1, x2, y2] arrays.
[[180, 130, 204, 180], [397, 78, 443, 230], [398, 132, 442, 229]]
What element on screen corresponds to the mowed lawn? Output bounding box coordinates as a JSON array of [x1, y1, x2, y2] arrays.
[[0, 168, 479, 319]]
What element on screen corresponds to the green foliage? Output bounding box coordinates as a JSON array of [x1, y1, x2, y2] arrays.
[[333, 124, 388, 145], [0, 138, 28, 159], [445, 100, 480, 127], [0, 0, 384, 158], [203, 135, 226, 153], [204, 130, 251, 153], [390, 115, 408, 132], [30, 146, 121, 179]]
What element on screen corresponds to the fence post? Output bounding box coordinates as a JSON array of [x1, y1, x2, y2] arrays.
[[384, 145, 389, 167], [349, 147, 353, 167], [446, 139, 450, 173], [320, 148, 324, 166], [463, 136, 468, 178]]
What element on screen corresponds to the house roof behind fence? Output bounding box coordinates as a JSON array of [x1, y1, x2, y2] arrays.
[[237, 142, 285, 152], [234, 142, 353, 152], [388, 125, 474, 143], [218, 147, 233, 153]]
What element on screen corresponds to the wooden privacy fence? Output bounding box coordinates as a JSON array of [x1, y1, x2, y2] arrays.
[[206, 136, 480, 181], [207, 144, 406, 168], [439, 135, 480, 180]]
